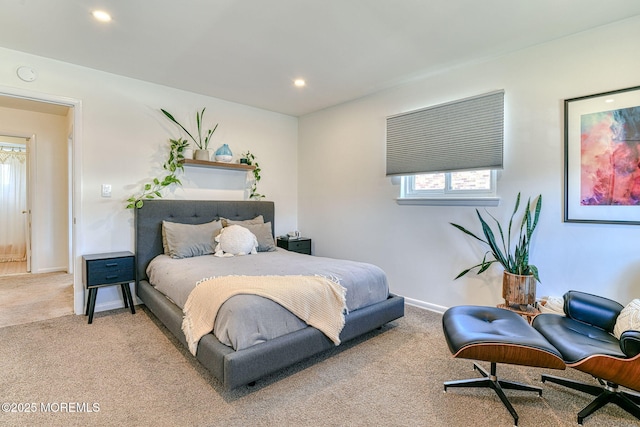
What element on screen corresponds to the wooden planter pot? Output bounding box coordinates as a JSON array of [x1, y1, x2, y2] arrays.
[[502, 271, 536, 307]]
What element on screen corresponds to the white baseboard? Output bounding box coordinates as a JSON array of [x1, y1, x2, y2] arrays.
[[83, 283, 141, 314], [403, 296, 448, 314], [34, 266, 68, 274], [94, 299, 135, 313]]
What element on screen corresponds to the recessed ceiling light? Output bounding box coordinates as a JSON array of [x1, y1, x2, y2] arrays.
[[92, 10, 112, 22], [604, 99, 614, 103], [294, 79, 306, 87]]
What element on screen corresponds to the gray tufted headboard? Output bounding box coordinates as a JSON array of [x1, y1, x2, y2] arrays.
[[134, 199, 275, 284]]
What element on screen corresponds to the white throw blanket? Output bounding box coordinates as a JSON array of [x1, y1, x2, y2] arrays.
[[182, 275, 348, 355]]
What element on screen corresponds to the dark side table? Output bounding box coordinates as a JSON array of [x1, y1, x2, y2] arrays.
[[276, 237, 311, 255], [82, 251, 136, 324], [496, 303, 540, 324]]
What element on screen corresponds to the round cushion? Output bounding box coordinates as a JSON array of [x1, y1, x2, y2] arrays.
[[533, 313, 625, 363], [214, 225, 258, 256], [443, 305, 562, 360]]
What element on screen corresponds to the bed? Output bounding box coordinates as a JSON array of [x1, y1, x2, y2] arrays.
[[134, 199, 405, 389]]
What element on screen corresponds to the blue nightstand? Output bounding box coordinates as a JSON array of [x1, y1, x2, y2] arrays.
[[82, 251, 135, 324]]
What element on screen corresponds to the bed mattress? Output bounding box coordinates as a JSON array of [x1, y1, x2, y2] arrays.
[[146, 248, 389, 350]]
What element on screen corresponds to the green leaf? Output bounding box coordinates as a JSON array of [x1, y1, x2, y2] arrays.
[[135, 200, 144, 208], [529, 265, 540, 282], [161, 108, 199, 148], [196, 108, 203, 145], [530, 195, 542, 237], [449, 222, 486, 245], [476, 211, 507, 267], [484, 209, 508, 266]]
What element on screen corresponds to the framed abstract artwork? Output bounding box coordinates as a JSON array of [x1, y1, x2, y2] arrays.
[[564, 85, 640, 225]]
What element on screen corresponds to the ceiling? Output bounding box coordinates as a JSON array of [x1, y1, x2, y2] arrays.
[[0, 95, 70, 116], [1, 1, 640, 117]]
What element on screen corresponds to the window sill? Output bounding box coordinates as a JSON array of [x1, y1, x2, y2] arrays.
[[396, 197, 500, 207]]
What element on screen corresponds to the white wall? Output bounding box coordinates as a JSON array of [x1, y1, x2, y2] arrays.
[[298, 17, 640, 311], [0, 47, 299, 314], [0, 106, 69, 273]]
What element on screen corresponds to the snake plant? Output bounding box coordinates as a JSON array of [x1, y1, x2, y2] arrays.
[[161, 108, 218, 150], [450, 193, 542, 282]]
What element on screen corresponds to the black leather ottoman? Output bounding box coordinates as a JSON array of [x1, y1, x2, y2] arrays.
[[442, 305, 565, 426]]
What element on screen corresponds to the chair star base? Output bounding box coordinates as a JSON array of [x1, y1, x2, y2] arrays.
[[541, 374, 640, 425], [445, 362, 542, 426]]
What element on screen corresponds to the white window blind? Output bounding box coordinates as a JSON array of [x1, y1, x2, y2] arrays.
[[386, 90, 504, 176]]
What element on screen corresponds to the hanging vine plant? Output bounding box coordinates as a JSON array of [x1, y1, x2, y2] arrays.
[[126, 138, 189, 209], [242, 150, 265, 200]]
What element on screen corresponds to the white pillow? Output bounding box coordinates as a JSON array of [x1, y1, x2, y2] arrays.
[[613, 298, 640, 339], [214, 225, 258, 257], [538, 296, 565, 315]]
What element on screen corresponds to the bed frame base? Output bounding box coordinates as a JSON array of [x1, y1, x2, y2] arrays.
[[139, 279, 404, 389]]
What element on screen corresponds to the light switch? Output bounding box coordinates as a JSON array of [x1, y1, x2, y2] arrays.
[[101, 184, 112, 198]]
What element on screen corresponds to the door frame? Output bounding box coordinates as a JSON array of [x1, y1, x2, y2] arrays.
[[25, 135, 33, 273], [0, 85, 83, 314]]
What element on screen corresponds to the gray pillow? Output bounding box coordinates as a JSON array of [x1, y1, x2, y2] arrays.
[[222, 215, 264, 227], [239, 222, 276, 252], [162, 220, 223, 259]]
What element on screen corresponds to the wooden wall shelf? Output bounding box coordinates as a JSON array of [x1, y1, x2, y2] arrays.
[[180, 159, 255, 171]]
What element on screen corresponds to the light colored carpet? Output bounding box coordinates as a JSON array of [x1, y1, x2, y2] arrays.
[[0, 272, 73, 328], [0, 305, 638, 427]]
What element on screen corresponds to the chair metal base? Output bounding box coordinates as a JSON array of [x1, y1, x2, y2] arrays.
[[541, 374, 640, 425], [444, 362, 542, 426]]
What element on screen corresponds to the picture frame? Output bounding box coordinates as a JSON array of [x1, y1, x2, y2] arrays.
[[564, 85, 640, 225]]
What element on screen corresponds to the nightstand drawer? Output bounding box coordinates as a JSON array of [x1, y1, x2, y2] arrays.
[[287, 240, 311, 253], [277, 238, 312, 255], [83, 252, 135, 288]]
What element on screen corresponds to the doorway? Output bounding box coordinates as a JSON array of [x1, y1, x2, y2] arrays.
[[0, 90, 82, 314]]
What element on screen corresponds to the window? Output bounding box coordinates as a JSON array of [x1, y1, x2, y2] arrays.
[[401, 169, 496, 198], [387, 90, 503, 206]]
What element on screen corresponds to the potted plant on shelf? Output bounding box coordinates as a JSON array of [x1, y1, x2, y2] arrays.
[[450, 192, 542, 308], [161, 108, 218, 160], [241, 150, 264, 199]]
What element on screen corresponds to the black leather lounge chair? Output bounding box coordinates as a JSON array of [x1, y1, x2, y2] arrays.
[[532, 291, 640, 425]]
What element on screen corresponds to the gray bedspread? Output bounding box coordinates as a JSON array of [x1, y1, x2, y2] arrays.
[[146, 248, 389, 350]]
